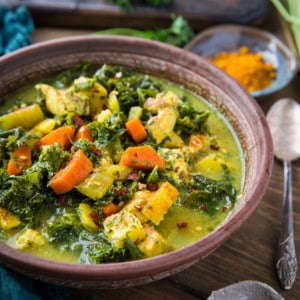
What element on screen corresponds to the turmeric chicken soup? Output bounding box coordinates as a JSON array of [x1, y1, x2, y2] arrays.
[[0, 65, 244, 263]]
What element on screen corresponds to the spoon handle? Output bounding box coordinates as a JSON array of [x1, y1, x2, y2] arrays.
[[276, 160, 298, 290]]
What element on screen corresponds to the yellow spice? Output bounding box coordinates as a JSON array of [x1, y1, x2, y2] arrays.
[[210, 46, 276, 92]]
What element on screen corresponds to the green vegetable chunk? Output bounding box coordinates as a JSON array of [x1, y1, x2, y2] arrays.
[[0, 104, 45, 131]]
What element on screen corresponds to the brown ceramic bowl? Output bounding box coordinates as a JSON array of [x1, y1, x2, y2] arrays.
[[0, 36, 273, 288]]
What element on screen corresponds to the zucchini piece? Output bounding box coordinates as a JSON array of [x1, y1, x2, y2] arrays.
[[194, 153, 226, 180], [0, 207, 21, 230], [0, 104, 45, 130], [108, 91, 120, 113], [78, 203, 98, 232], [76, 166, 114, 200], [95, 109, 112, 123], [128, 106, 143, 120]]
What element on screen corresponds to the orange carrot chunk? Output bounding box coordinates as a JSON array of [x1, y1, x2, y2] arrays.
[[49, 150, 93, 195], [7, 145, 32, 175], [119, 145, 165, 170], [38, 126, 75, 150], [102, 203, 119, 216], [125, 118, 147, 143], [75, 125, 93, 142]]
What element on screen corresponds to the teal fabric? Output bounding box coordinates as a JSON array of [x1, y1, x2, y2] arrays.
[[0, 5, 34, 55], [0, 266, 69, 300]]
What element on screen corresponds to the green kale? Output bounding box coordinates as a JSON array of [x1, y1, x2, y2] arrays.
[[72, 139, 99, 164], [36, 144, 70, 179], [81, 243, 128, 264], [175, 101, 210, 134], [79, 230, 129, 263], [96, 16, 194, 48], [95, 65, 161, 112], [45, 209, 82, 245], [0, 138, 6, 167], [182, 174, 237, 216], [0, 168, 49, 224], [88, 113, 126, 148]]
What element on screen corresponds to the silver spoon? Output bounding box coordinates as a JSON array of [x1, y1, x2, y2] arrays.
[[266, 98, 299, 290]]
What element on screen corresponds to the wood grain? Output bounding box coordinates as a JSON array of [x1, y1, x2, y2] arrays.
[[1, 0, 269, 30]]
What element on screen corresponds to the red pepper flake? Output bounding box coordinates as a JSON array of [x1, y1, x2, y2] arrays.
[[73, 114, 85, 127], [177, 222, 188, 229], [174, 166, 180, 173], [210, 144, 220, 151], [127, 172, 139, 181], [112, 188, 121, 196], [90, 212, 100, 226], [57, 195, 65, 207], [200, 203, 208, 211], [94, 149, 102, 156], [147, 183, 158, 191]]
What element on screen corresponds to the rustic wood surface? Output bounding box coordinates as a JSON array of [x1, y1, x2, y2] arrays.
[[2, 0, 268, 30], [30, 9, 300, 300]]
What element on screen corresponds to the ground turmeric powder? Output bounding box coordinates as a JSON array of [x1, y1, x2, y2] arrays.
[[210, 46, 276, 92]]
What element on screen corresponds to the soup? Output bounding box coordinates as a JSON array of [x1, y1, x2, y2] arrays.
[[0, 64, 244, 264]]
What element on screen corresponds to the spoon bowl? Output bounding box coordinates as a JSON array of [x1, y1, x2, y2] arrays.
[[267, 98, 300, 161]]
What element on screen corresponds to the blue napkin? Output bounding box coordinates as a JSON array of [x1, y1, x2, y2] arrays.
[[0, 266, 70, 300], [0, 5, 34, 55]]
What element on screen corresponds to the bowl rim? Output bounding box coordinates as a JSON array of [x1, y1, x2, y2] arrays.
[[0, 35, 273, 282], [185, 24, 298, 97]]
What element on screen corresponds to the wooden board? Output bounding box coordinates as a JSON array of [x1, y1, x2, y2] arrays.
[[1, 0, 269, 30]]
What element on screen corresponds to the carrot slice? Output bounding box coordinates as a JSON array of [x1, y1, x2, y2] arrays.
[[125, 118, 147, 143], [37, 126, 75, 150], [75, 125, 93, 142], [7, 145, 32, 175], [119, 145, 165, 170], [102, 203, 119, 216], [49, 150, 93, 195]]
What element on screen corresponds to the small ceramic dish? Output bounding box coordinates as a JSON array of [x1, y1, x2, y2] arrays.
[[185, 24, 298, 97]]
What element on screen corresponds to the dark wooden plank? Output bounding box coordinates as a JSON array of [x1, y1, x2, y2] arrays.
[[0, 0, 269, 30]]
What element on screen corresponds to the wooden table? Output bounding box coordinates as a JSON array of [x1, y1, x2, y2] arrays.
[[31, 10, 300, 300]]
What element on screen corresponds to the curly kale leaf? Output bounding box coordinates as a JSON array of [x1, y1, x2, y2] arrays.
[[95, 65, 161, 112], [88, 113, 126, 148], [37, 144, 70, 179], [181, 174, 237, 216], [45, 209, 82, 245], [0, 168, 48, 224], [175, 101, 209, 134], [79, 230, 129, 264]]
